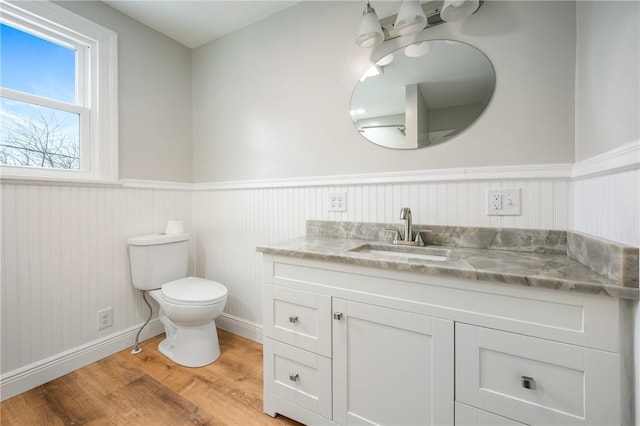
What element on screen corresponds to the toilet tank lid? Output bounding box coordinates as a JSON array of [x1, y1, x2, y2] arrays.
[[128, 233, 190, 246]]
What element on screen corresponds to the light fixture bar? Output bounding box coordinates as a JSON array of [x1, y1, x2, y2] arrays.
[[378, 0, 483, 42]]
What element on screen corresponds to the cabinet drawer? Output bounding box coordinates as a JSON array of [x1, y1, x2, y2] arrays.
[[455, 402, 525, 426], [263, 285, 332, 357], [263, 338, 332, 419], [455, 324, 620, 426]]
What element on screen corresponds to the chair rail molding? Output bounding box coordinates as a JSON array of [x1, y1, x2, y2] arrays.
[[572, 141, 640, 179]]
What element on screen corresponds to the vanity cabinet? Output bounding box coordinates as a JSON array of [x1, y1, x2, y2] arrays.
[[261, 255, 627, 426], [263, 285, 453, 425]]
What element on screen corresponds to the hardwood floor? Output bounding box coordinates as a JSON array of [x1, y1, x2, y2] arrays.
[[0, 330, 303, 426]]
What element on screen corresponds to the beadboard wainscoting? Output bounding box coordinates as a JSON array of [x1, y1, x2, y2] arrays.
[[571, 142, 640, 247], [573, 169, 640, 247], [0, 182, 192, 400]]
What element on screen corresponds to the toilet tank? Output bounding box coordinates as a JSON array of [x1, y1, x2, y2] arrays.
[[128, 233, 190, 290]]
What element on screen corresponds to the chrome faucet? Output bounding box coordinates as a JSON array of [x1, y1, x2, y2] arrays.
[[400, 207, 413, 243], [393, 207, 423, 246]]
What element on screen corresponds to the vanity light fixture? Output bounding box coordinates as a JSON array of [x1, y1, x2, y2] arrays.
[[404, 41, 432, 57], [376, 53, 395, 66], [355, 0, 483, 48], [441, 0, 481, 22], [394, 0, 428, 36], [355, 2, 384, 48]]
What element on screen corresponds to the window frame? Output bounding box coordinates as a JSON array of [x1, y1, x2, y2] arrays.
[[0, 0, 118, 183]]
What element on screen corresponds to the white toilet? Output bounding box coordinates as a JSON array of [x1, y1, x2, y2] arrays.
[[128, 233, 228, 367]]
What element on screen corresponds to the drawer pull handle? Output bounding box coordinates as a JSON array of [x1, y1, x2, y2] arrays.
[[333, 312, 343, 320], [288, 315, 298, 323], [289, 373, 299, 381], [521, 376, 536, 390]]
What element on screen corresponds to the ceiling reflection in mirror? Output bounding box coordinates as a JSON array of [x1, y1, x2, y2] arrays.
[[350, 40, 495, 150]]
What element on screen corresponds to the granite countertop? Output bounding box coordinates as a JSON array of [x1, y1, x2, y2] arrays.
[[257, 234, 639, 300]]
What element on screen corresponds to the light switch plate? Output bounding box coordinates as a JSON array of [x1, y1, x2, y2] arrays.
[[487, 189, 521, 216]]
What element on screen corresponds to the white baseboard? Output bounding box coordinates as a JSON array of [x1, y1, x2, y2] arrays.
[[216, 313, 263, 344], [0, 319, 164, 402], [0, 314, 262, 402]]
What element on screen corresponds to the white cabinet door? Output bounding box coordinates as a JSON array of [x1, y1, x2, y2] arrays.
[[456, 323, 620, 426], [333, 298, 454, 426]]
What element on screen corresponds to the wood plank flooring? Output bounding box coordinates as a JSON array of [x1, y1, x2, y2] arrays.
[[0, 330, 303, 426]]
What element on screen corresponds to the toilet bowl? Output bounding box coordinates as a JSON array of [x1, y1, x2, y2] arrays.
[[128, 233, 228, 367], [149, 277, 227, 367]]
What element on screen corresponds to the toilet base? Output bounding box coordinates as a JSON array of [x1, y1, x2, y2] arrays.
[[157, 318, 221, 367]]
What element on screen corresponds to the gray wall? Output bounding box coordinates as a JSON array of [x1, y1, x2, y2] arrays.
[[192, 1, 576, 183], [575, 1, 640, 161], [575, 1, 640, 420], [56, 1, 194, 183]]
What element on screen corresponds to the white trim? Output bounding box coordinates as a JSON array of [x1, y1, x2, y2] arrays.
[[0, 174, 122, 187], [96, 24, 119, 181], [572, 141, 640, 179], [1, 164, 574, 190], [0, 177, 190, 189], [193, 163, 574, 191], [216, 313, 263, 344], [0, 319, 164, 402], [120, 178, 194, 191], [0, 88, 85, 114]]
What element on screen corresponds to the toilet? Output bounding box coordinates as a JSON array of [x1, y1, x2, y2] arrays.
[[128, 233, 228, 367]]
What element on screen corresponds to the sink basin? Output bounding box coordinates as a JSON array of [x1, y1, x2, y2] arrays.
[[350, 244, 450, 262]]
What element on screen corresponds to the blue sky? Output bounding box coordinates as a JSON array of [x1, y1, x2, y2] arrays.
[[1, 23, 76, 104]]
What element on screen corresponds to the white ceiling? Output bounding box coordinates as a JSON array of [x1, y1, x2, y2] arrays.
[[103, 1, 300, 49]]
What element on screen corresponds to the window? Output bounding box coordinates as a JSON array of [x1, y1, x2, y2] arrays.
[[0, 0, 118, 182]]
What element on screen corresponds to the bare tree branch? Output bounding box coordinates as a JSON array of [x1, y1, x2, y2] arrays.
[[1, 107, 80, 170]]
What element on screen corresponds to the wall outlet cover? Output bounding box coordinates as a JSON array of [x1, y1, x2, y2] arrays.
[[98, 307, 113, 330], [328, 192, 346, 212], [487, 189, 521, 216]]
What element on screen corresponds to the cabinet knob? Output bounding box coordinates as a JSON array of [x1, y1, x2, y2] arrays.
[[289, 373, 299, 382], [521, 376, 536, 390], [333, 312, 343, 320], [288, 315, 298, 323]]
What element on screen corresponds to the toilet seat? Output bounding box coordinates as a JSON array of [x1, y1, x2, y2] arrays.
[[161, 277, 227, 306]]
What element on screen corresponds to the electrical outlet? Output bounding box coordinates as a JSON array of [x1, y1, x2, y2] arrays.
[[487, 189, 521, 216], [491, 193, 502, 210], [328, 192, 346, 212], [98, 307, 113, 330]]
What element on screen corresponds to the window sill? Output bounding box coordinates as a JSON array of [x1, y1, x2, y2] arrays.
[[0, 168, 122, 187]]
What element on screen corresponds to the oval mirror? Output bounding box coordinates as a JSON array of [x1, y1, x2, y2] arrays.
[[350, 40, 495, 149]]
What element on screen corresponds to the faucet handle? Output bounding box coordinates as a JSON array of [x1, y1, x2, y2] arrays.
[[413, 229, 433, 246], [384, 228, 401, 244]]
